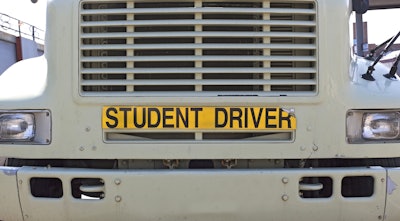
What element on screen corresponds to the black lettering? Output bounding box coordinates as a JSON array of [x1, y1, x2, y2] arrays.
[[148, 108, 161, 128], [105, 107, 118, 128], [215, 108, 228, 128], [244, 108, 248, 128], [265, 108, 277, 128], [119, 107, 131, 128], [133, 108, 146, 128], [279, 108, 292, 128], [250, 108, 263, 128], [191, 108, 203, 128], [162, 108, 174, 128], [176, 108, 189, 128], [230, 108, 242, 128]]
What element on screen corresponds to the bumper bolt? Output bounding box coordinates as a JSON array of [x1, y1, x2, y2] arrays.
[[281, 194, 289, 201]]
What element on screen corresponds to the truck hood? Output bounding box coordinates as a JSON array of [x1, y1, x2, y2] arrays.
[[0, 56, 47, 101], [350, 56, 400, 96]]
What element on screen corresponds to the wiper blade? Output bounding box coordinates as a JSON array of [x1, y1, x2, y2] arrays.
[[362, 30, 400, 81]]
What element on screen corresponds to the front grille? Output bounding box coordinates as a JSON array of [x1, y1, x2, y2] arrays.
[[79, 0, 317, 97]]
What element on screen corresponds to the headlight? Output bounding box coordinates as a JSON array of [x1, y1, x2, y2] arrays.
[[347, 110, 400, 143], [0, 113, 35, 141], [363, 113, 400, 139], [0, 110, 51, 144]]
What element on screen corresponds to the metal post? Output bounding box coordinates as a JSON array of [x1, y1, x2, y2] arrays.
[[17, 20, 22, 37], [355, 13, 364, 56], [32, 26, 35, 41]]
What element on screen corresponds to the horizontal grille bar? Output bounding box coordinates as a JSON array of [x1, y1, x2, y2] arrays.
[[81, 19, 316, 27], [81, 79, 317, 86], [81, 7, 315, 15], [88, 91, 313, 97], [81, 43, 317, 50], [81, 67, 316, 74], [81, 31, 316, 39], [81, 55, 316, 62]]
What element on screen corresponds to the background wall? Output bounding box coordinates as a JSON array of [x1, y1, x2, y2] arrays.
[[0, 30, 44, 75]]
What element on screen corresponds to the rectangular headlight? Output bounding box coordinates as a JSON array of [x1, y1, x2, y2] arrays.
[[0, 110, 51, 144], [363, 113, 400, 140], [347, 110, 400, 143], [0, 113, 35, 141]]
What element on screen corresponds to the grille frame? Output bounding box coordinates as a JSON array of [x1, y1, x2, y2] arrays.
[[78, 0, 318, 98]]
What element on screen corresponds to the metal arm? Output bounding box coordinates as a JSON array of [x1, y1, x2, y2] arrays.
[[383, 52, 400, 80], [365, 36, 393, 60], [362, 30, 400, 81]]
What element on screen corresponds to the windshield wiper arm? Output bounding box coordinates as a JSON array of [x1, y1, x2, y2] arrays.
[[383, 52, 400, 80], [362, 30, 400, 81], [365, 36, 393, 60]]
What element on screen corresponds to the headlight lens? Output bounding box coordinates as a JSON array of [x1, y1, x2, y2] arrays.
[[363, 113, 400, 140], [347, 110, 400, 143], [0, 110, 51, 144], [0, 113, 35, 141]]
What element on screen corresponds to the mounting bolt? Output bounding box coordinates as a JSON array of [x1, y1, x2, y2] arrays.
[[281, 194, 289, 201], [79, 146, 85, 151], [282, 177, 289, 184], [115, 195, 122, 202], [114, 178, 121, 185]]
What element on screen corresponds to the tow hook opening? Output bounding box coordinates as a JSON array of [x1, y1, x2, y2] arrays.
[[299, 177, 333, 198], [71, 178, 105, 200]]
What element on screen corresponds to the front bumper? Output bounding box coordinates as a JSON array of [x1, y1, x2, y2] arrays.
[[2, 166, 400, 221]]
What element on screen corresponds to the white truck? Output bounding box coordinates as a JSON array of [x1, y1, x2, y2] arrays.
[[1, 0, 400, 220]]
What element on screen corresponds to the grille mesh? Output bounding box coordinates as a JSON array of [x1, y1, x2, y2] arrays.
[[79, 0, 317, 97]]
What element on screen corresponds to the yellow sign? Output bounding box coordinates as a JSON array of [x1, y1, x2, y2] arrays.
[[102, 106, 296, 130]]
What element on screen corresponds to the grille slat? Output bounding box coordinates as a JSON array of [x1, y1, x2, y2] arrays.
[[82, 67, 316, 74], [79, 0, 317, 97], [80, 7, 316, 15], [81, 43, 316, 50], [81, 79, 317, 86], [81, 55, 316, 62], [81, 19, 316, 27], [81, 31, 316, 39]]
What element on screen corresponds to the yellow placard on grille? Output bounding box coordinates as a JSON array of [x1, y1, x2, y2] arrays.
[[102, 106, 296, 130]]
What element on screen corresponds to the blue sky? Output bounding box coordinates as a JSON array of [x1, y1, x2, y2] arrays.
[[0, 0, 399, 44]]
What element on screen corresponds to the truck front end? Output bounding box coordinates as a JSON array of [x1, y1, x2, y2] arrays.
[[1, 0, 400, 220]]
